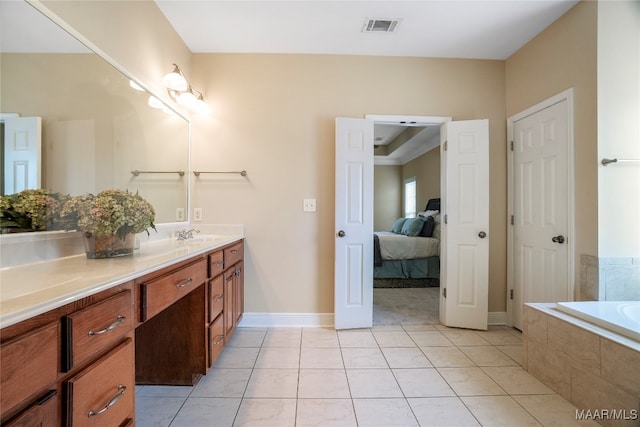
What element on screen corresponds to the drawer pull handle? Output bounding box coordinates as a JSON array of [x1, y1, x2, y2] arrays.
[[213, 335, 225, 345], [212, 261, 224, 267], [88, 384, 126, 417], [213, 294, 224, 301], [88, 315, 126, 336], [176, 278, 193, 288], [230, 249, 240, 254]]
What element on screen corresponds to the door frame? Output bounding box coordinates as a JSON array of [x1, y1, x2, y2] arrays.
[[334, 114, 450, 328], [506, 88, 576, 327]]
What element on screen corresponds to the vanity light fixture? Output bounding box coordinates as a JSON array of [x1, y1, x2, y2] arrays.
[[162, 63, 209, 114], [129, 79, 145, 91]]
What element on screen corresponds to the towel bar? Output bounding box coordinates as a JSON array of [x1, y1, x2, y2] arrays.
[[193, 170, 247, 177]]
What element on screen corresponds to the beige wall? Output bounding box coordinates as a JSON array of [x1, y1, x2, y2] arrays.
[[189, 54, 507, 313], [403, 147, 441, 213], [374, 165, 402, 231], [505, 0, 598, 294], [31, 1, 516, 315]]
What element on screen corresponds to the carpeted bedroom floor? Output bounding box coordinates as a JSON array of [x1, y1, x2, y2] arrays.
[[373, 278, 439, 288], [373, 287, 440, 326]]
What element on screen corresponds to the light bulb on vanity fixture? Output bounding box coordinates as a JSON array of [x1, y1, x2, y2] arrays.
[[162, 63, 209, 114]]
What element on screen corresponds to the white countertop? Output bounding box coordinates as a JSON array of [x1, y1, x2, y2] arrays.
[[0, 233, 243, 329]]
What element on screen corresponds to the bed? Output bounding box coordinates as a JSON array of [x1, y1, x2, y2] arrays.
[[374, 198, 441, 280]]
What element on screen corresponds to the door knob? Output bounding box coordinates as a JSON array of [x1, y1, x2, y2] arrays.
[[552, 235, 565, 244], [478, 231, 487, 239], [337, 230, 346, 238]]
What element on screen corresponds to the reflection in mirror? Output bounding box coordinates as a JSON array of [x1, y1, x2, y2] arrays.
[[0, 1, 189, 225]]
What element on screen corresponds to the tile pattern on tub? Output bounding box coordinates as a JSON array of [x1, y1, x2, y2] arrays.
[[136, 323, 595, 427]]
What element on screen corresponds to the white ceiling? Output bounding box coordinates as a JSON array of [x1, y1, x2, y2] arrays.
[[155, 0, 579, 60]]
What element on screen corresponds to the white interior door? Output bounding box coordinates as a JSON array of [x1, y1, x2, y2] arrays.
[[334, 117, 374, 329], [3, 116, 41, 194], [439, 119, 489, 330], [511, 99, 570, 330]]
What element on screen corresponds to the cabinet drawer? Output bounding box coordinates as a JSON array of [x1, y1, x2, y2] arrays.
[[224, 241, 243, 269], [208, 275, 224, 323], [1, 322, 58, 414], [63, 338, 134, 427], [209, 250, 224, 278], [62, 290, 133, 372], [208, 315, 225, 367], [3, 390, 57, 427], [140, 259, 207, 321]]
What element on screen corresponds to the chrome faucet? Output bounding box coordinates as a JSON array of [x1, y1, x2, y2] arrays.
[[176, 228, 200, 240]]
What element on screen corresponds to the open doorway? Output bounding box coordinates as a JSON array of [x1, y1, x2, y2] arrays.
[[370, 117, 444, 326]]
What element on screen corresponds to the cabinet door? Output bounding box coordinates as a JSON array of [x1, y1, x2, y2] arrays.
[[223, 270, 235, 338], [63, 338, 134, 427], [234, 262, 244, 325], [1, 322, 58, 414], [3, 390, 57, 427]]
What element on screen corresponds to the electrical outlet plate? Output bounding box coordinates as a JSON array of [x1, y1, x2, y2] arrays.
[[193, 207, 203, 222], [303, 198, 317, 212], [176, 207, 185, 221]]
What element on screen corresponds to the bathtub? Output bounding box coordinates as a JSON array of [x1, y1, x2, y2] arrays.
[[556, 301, 640, 342]]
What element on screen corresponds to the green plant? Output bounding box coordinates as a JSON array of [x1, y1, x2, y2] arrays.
[[0, 189, 70, 232], [61, 189, 156, 239]]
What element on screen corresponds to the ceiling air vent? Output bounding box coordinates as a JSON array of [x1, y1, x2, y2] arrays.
[[363, 18, 401, 33]]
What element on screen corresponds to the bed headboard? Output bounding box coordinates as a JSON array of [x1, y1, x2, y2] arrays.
[[425, 198, 440, 211]]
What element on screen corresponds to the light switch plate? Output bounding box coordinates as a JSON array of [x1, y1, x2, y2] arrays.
[[303, 198, 317, 212]]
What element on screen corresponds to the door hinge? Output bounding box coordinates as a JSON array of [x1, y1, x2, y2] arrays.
[[510, 140, 514, 151], [444, 214, 448, 224], [443, 288, 447, 298], [443, 141, 448, 151], [510, 289, 514, 300], [511, 215, 514, 225]]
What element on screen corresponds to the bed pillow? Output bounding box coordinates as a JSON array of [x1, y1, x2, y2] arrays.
[[420, 215, 436, 237], [401, 217, 425, 236], [418, 209, 439, 219], [390, 217, 407, 234]]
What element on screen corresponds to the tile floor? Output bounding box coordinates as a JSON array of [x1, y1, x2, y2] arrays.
[[136, 288, 597, 427], [136, 322, 600, 426]]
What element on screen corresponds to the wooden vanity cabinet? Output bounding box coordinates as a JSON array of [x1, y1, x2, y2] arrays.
[[0, 282, 134, 427], [222, 242, 244, 342], [135, 257, 208, 386], [1, 237, 244, 425], [206, 240, 244, 368]]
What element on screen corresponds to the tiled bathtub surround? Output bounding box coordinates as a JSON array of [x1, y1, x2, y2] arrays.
[[580, 255, 640, 301], [524, 303, 640, 427]]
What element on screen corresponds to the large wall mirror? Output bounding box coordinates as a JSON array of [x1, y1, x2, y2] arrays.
[[0, 1, 189, 225]]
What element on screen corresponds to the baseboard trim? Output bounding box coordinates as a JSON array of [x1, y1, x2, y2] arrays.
[[239, 313, 334, 328], [488, 311, 507, 326], [239, 311, 507, 328]]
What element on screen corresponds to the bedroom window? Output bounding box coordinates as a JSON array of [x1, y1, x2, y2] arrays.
[[404, 177, 417, 218]]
